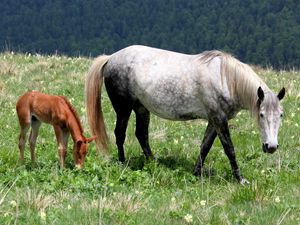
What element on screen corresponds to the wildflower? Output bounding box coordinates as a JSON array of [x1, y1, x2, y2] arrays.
[[67, 204, 72, 210], [10, 200, 17, 207], [200, 200, 206, 206], [184, 214, 193, 223], [91, 200, 98, 208], [171, 197, 176, 202], [174, 139, 178, 144], [40, 211, 46, 220], [274, 196, 280, 203], [240, 211, 246, 217]]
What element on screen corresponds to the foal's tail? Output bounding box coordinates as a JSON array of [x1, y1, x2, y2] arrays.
[[85, 55, 110, 153]]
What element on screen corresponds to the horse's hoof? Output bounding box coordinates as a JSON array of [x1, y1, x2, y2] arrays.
[[239, 178, 250, 185], [193, 170, 202, 177], [146, 154, 155, 161]]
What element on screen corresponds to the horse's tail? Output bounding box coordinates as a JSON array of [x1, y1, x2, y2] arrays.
[[85, 55, 110, 152]]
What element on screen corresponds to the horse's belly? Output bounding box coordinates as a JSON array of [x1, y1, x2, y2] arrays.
[[136, 90, 207, 120]]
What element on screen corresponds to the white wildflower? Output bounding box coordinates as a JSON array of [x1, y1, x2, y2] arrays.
[[10, 200, 17, 207], [40, 211, 46, 220], [184, 214, 193, 223], [274, 196, 280, 203], [200, 200, 206, 206]]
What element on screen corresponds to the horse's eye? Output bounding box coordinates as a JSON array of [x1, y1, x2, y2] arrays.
[[259, 113, 264, 118], [280, 113, 283, 118]]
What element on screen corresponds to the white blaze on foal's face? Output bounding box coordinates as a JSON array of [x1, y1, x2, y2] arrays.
[[257, 87, 285, 153]]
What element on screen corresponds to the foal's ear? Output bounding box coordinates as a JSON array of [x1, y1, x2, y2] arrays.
[[76, 140, 83, 149], [86, 136, 96, 143], [277, 87, 285, 100], [257, 86, 264, 101]]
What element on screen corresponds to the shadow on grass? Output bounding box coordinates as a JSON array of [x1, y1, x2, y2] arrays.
[[125, 152, 217, 177]]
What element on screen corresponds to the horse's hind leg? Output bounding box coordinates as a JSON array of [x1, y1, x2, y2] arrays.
[[133, 102, 153, 159], [28, 117, 41, 162], [194, 122, 217, 176], [114, 107, 132, 162]]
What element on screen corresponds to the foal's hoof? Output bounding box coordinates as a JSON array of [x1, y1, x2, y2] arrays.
[[239, 178, 250, 185], [75, 164, 83, 169]]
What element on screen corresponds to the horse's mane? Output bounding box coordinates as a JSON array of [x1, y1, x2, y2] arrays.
[[59, 96, 84, 133], [198, 50, 267, 114]]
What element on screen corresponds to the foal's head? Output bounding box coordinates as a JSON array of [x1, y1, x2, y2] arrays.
[[256, 87, 285, 153], [74, 136, 96, 168]]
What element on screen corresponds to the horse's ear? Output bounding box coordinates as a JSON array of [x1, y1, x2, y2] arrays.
[[257, 86, 264, 101], [277, 87, 285, 100], [86, 136, 96, 143]]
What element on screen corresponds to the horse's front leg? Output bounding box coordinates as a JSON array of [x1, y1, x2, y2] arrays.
[[194, 122, 217, 176], [212, 116, 249, 185], [53, 125, 67, 169]]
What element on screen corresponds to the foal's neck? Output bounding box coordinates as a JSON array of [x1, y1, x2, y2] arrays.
[[59, 96, 85, 142], [67, 117, 85, 142]]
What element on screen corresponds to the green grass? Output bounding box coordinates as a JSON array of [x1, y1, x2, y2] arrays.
[[0, 52, 299, 224]]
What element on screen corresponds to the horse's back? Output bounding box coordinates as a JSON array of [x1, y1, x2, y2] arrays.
[[104, 45, 217, 120]]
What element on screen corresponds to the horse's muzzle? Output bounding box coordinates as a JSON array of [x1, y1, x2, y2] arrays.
[[262, 143, 278, 154]]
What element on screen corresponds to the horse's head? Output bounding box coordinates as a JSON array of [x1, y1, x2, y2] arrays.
[[75, 136, 96, 168], [256, 87, 285, 153]]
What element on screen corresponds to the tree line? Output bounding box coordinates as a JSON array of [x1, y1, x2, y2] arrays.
[[1, 0, 299, 69]]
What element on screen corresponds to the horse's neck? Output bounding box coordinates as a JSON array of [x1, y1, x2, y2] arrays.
[[234, 71, 269, 113], [230, 66, 270, 112]]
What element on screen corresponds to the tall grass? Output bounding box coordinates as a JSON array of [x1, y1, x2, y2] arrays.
[[0, 52, 299, 224]]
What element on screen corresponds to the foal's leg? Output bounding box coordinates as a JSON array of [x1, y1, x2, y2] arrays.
[[194, 122, 217, 176], [211, 116, 248, 184], [133, 103, 153, 159], [53, 125, 67, 169], [28, 118, 41, 162], [17, 110, 31, 163], [61, 131, 70, 161], [18, 125, 30, 163]]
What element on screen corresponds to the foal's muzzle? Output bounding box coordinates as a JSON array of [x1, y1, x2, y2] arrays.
[[262, 143, 278, 154]]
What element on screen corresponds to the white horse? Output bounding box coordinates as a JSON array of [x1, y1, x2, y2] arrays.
[[85, 45, 285, 184]]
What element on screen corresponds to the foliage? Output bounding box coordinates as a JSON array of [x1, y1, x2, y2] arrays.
[[0, 53, 299, 224], [0, 0, 300, 69]]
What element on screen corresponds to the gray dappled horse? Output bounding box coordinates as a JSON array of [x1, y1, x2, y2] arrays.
[[85, 45, 285, 184]]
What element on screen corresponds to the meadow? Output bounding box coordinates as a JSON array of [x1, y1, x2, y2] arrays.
[[0, 52, 299, 224]]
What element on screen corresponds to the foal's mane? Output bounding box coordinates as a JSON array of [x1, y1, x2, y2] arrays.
[[198, 50, 267, 114], [59, 96, 83, 133]]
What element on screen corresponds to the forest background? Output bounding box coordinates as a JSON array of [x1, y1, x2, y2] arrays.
[[1, 0, 300, 69]]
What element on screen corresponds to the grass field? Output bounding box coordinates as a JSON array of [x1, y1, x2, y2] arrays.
[[0, 52, 299, 225]]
